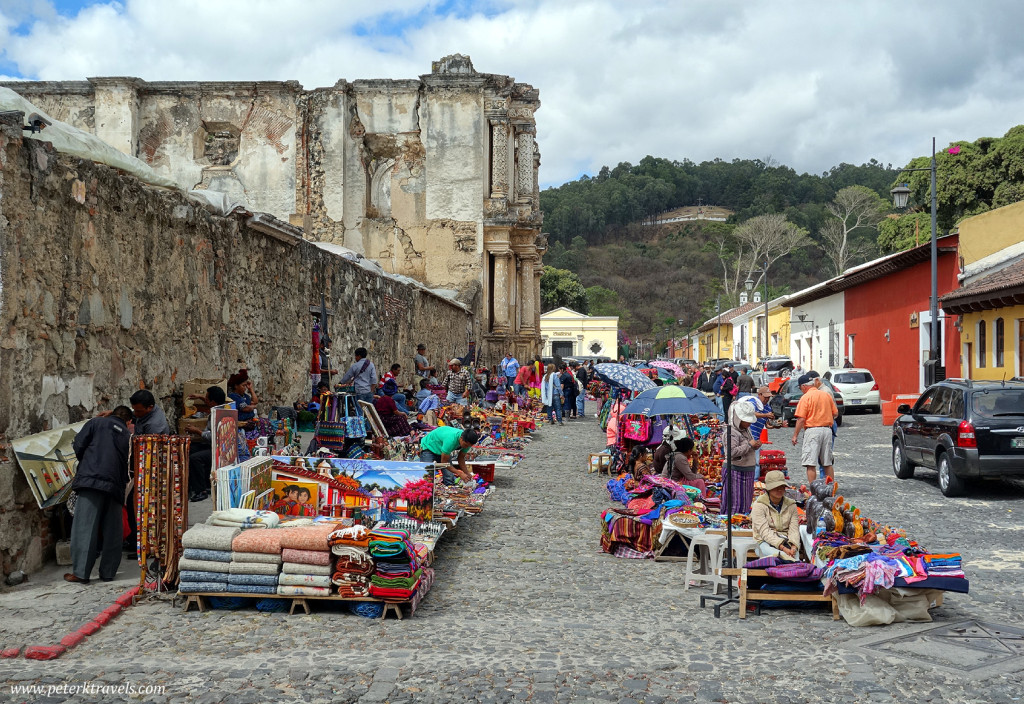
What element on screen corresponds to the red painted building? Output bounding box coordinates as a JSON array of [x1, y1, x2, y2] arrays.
[[842, 235, 961, 398]]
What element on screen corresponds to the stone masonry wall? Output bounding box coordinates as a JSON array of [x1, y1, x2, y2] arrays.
[[0, 122, 471, 579]]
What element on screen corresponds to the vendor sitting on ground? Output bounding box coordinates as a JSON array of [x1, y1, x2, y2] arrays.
[[373, 391, 413, 437], [652, 427, 707, 495], [418, 426, 480, 485], [751, 470, 801, 561]]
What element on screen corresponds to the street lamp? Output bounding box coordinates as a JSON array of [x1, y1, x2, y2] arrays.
[[744, 262, 770, 360], [890, 138, 941, 386]]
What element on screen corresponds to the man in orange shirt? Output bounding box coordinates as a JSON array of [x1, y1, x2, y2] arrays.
[[790, 374, 838, 484]]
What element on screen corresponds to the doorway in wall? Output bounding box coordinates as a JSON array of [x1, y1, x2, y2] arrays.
[[552, 341, 574, 358]]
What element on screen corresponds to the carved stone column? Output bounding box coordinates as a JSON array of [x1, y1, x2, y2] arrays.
[[490, 120, 509, 198], [519, 255, 536, 332], [534, 263, 543, 333], [492, 250, 513, 333], [515, 129, 535, 204]]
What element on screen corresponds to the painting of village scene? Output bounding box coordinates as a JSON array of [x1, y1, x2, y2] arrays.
[[269, 456, 434, 519]]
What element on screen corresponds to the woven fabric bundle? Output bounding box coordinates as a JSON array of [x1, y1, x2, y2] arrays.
[[276, 524, 339, 552], [227, 573, 279, 587], [179, 570, 229, 583], [228, 561, 281, 576], [181, 524, 241, 551], [276, 584, 331, 597], [281, 562, 332, 576], [182, 548, 232, 563], [281, 548, 332, 566], [278, 573, 332, 588], [229, 550, 282, 565], [231, 529, 284, 554], [179, 581, 228, 593], [178, 557, 231, 574]]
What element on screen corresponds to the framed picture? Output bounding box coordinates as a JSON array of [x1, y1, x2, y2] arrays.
[[269, 479, 320, 517], [357, 400, 386, 439], [211, 404, 239, 470]]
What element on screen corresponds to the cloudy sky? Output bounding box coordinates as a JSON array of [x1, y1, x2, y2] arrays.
[[2, 0, 1023, 188]]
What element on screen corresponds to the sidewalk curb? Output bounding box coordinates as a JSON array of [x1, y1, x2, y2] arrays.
[[16, 585, 140, 660]]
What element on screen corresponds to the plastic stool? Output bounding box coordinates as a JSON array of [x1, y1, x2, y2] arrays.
[[714, 537, 759, 593], [683, 534, 726, 591]]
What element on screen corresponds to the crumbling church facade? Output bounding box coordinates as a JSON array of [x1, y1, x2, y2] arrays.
[[3, 55, 544, 362]]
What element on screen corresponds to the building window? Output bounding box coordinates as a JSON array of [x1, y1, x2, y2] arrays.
[[847, 334, 855, 365], [978, 320, 987, 368], [995, 318, 1005, 367]]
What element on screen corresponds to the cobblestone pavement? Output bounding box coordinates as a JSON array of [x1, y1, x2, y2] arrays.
[[2, 408, 1023, 703]]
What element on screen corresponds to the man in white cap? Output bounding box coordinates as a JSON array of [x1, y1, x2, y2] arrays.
[[750, 470, 800, 560], [441, 358, 472, 406]]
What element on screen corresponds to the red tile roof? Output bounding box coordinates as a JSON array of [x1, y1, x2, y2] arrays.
[[941, 257, 1024, 314]]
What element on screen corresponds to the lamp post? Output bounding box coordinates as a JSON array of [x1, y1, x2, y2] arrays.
[[891, 138, 940, 386], [716, 295, 722, 361], [744, 262, 770, 361]]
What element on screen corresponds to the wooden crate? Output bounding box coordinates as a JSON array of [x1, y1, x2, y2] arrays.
[[588, 453, 611, 474]]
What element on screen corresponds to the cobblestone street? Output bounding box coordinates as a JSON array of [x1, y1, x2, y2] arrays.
[[2, 408, 1023, 703]]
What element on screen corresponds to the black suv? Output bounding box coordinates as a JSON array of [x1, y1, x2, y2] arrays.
[[892, 379, 1024, 497]]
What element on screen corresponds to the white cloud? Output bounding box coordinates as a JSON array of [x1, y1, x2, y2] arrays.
[[3, 0, 1024, 187]]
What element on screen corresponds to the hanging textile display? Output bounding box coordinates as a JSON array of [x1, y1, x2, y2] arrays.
[[134, 435, 190, 592]]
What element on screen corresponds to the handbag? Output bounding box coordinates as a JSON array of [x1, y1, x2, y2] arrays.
[[622, 415, 651, 442], [646, 417, 670, 446], [343, 396, 367, 439]]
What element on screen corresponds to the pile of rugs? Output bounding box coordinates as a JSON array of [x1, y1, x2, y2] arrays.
[[329, 525, 374, 598]]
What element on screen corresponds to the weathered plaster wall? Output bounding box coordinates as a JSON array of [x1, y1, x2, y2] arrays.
[[0, 123, 471, 579]]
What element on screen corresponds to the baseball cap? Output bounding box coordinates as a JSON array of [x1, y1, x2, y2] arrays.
[[798, 373, 813, 386]]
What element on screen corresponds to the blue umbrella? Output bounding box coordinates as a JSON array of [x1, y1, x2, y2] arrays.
[[593, 363, 657, 393], [622, 385, 722, 417]]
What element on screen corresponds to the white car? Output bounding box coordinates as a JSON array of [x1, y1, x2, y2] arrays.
[[822, 368, 880, 413]]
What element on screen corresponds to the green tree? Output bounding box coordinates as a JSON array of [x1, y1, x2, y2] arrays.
[[877, 212, 931, 253], [585, 285, 623, 316], [540, 266, 589, 313]]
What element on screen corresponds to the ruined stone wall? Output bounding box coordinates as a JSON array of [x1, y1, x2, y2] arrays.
[[0, 124, 471, 579]]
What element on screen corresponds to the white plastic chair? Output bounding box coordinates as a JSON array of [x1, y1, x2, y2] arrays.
[[683, 533, 726, 591]]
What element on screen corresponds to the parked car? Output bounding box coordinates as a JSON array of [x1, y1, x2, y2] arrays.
[[822, 368, 880, 413], [891, 379, 1024, 497], [770, 377, 845, 427], [713, 360, 753, 375], [754, 356, 794, 377]]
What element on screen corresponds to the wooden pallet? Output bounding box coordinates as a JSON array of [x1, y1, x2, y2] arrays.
[[177, 592, 411, 619], [718, 568, 840, 620]]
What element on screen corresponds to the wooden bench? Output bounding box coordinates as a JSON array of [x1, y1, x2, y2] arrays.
[[178, 592, 411, 619], [717, 568, 840, 620]]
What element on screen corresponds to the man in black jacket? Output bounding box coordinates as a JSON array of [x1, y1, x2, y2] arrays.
[[65, 406, 133, 584]]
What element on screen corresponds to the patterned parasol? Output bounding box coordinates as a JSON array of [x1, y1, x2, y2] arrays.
[[622, 385, 722, 417], [649, 360, 685, 377], [593, 363, 658, 393]]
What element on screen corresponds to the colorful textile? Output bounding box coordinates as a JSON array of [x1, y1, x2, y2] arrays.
[[280, 548, 332, 566], [229, 550, 282, 565], [368, 585, 418, 600], [327, 525, 370, 549], [744, 556, 781, 569], [279, 573, 332, 588], [228, 561, 281, 576], [179, 570, 229, 583], [600, 514, 655, 555], [227, 573, 278, 587], [721, 465, 756, 516], [182, 548, 232, 563], [277, 585, 331, 597], [335, 581, 371, 598], [276, 523, 340, 552], [281, 562, 332, 576], [231, 529, 283, 555], [177, 557, 231, 574], [766, 562, 823, 582], [181, 524, 241, 552], [613, 546, 654, 559]]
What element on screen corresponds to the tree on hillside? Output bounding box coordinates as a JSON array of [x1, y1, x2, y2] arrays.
[[717, 214, 809, 298], [877, 212, 931, 253], [540, 267, 589, 313], [820, 185, 888, 276]]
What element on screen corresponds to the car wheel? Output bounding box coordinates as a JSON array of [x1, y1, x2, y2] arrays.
[[892, 440, 914, 479], [835, 414, 843, 427], [937, 452, 965, 497]]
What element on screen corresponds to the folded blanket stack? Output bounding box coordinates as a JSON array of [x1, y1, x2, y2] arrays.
[[207, 508, 281, 530], [178, 524, 239, 593], [329, 526, 375, 598], [922, 553, 965, 578], [276, 524, 338, 597], [227, 526, 283, 594], [367, 528, 421, 601], [410, 566, 436, 612]]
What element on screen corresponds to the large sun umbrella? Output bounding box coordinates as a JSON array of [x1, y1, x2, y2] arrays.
[[622, 385, 722, 417], [593, 363, 657, 393], [649, 360, 685, 377]]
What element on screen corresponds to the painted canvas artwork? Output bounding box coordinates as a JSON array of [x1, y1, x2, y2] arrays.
[[211, 405, 239, 470], [269, 479, 319, 517]]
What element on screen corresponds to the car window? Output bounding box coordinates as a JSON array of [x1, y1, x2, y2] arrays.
[[972, 389, 1024, 417], [914, 388, 941, 414], [947, 390, 964, 419], [766, 360, 791, 372], [833, 372, 873, 384]]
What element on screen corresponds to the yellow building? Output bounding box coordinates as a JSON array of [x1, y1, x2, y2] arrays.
[[744, 297, 791, 363], [539, 307, 618, 360], [695, 300, 761, 362], [941, 203, 1024, 379]]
